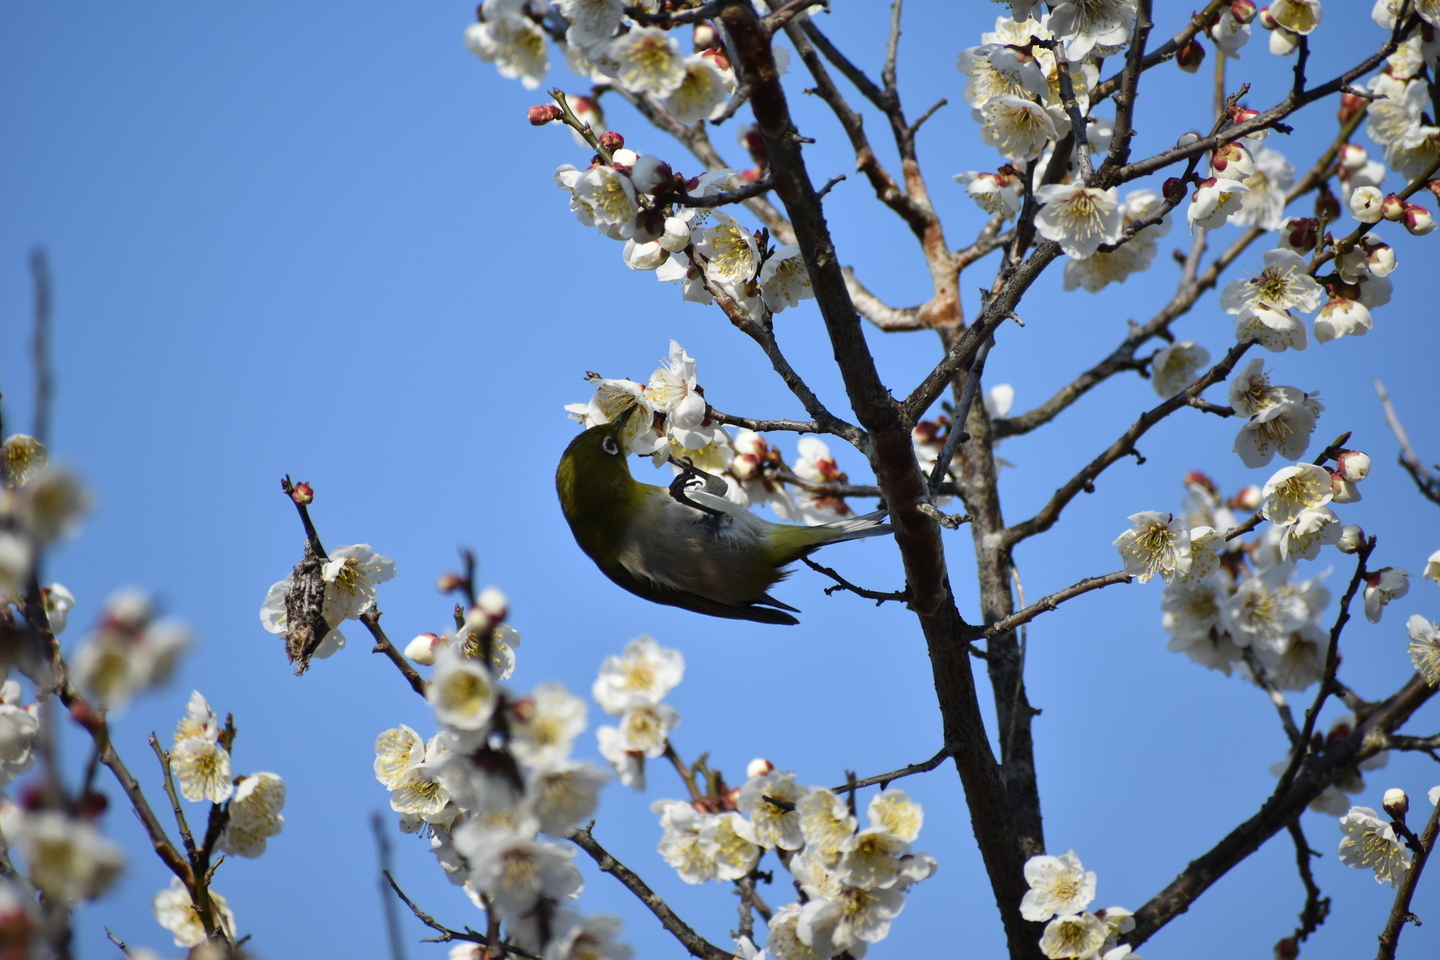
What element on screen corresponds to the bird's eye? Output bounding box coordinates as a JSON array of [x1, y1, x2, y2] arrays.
[[601, 436, 620, 456]]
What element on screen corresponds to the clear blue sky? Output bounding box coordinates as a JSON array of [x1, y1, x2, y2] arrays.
[[2, 2, 1438, 958]]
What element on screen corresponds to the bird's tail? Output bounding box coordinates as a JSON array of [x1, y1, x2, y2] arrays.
[[813, 509, 893, 544]]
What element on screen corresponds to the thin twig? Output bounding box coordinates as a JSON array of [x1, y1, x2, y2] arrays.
[[704, 407, 822, 435], [569, 823, 737, 960], [105, 928, 134, 958], [663, 742, 706, 804], [653, 177, 775, 209], [1375, 796, 1440, 960], [359, 610, 427, 697], [29, 248, 53, 446], [829, 741, 960, 792], [372, 814, 408, 960], [1375, 378, 1440, 506], [1244, 649, 1303, 747], [1285, 819, 1330, 946], [965, 571, 1133, 640], [927, 333, 993, 496], [799, 556, 909, 605]]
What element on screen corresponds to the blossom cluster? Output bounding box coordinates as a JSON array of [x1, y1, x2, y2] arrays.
[[149, 691, 286, 947], [1336, 785, 1440, 889], [602, 636, 939, 959], [0, 434, 86, 646], [567, 340, 868, 525], [374, 585, 626, 959], [1020, 849, 1139, 960]]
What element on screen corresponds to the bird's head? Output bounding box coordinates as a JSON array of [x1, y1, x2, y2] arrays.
[[555, 405, 645, 534]]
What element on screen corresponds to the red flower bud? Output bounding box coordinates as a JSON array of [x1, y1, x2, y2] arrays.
[[1337, 91, 1365, 124], [527, 104, 563, 126], [1177, 39, 1206, 73], [1273, 936, 1299, 960], [598, 130, 625, 152], [1162, 177, 1187, 202], [69, 699, 105, 735], [436, 573, 465, 594], [290, 481, 314, 506], [1380, 193, 1407, 221], [693, 23, 717, 49], [1184, 471, 1215, 492], [1258, 6, 1277, 29], [1231, 0, 1257, 24], [1313, 182, 1340, 220]]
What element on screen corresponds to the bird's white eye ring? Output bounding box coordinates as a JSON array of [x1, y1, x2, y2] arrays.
[[602, 436, 620, 456]]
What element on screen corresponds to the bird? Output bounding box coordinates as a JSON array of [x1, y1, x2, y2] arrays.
[[556, 415, 893, 625]]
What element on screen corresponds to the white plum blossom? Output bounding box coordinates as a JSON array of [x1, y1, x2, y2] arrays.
[[1230, 144, 1295, 229], [1063, 188, 1171, 292], [1338, 806, 1411, 887], [526, 761, 609, 837], [977, 96, 1058, 161], [1349, 185, 1385, 223], [427, 646, 498, 732], [1048, 0, 1137, 59], [1277, 506, 1342, 561], [953, 170, 1025, 218], [0, 684, 38, 788], [575, 165, 640, 230], [1221, 249, 1323, 316], [510, 683, 588, 766], [653, 799, 715, 883], [758, 245, 815, 312], [462, 834, 584, 921], [1187, 177, 1249, 232], [220, 773, 287, 858], [1149, 342, 1210, 397], [1039, 912, 1109, 960], [1162, 578, 1228, 648], [1224, 360, 1296, 417], [693, 212, 759, 284], [1407, 614, 1440, 686], [665, 55, 730, 124], [554, 0, 626, 50], [546, 913, 634, 960], [1234, 398, 1320, 468], [464, 2, 548, 90], [152, 876, 237, 947], [737, 769, 806, 850], [1034, 185, 1123, 260], [799, 788, 858, 857], [1113, 512, 1193, 584], [1364, 567, 1410, 623], [1223, 564, 1309, 653], [1314, 298, 1373, 343], [0, 808, 120, 904], [1269, 0, 1322, 34], [607, 27, 687, 98], [566, 374, 666, 457], [1260, 463, 1333, 527], [592, 636, 684, 714], [1208, 7, 1252, 57], [1021, 850, 1097, 921], [321, 544, 396, 621]]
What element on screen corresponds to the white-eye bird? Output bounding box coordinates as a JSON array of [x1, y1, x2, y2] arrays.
[[556, 416, 893, 625]]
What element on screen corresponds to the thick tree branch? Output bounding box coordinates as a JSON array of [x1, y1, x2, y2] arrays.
[[1374, 792, 1440, 960]]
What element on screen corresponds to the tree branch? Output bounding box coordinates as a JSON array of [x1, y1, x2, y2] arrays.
[[1375, 795, 1440, 960], [964, 571, 1134, 641], [829, 741, 960, 792], [569, 823, 736, 960], [1375, 378, 1440, 506], [359, 609, 427, 698]]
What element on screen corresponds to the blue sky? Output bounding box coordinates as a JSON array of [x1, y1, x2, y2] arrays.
[[2, 2, 1438, 958]]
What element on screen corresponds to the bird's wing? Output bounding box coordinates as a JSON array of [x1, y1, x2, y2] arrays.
[[600, 558, 800, 625]]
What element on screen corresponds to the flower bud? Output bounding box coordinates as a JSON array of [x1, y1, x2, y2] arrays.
[[746, 758, 774, 779], [1185, 471, 1216, 493], [1230, 484, 1262, 512], [623, 239, 669, 271], [629, 155, 674, 194], [1365, 241, 1397, 277], [1383, 787, 1409, 818], [693, 23, 717, 49], [1429, 179, 1440, 202], [404, 633, 443, 666], [598, 130, 625, 152], [77, 791, 109, 821], [630, 207, 666, 243], [290, 481, 314, 505], [527, 104, 563, 126], [1337, 91, 1366, 123], [1379, 193, 1407, 222], [1349, 185, 1384, 223], [658, 217, 691, 253], [1177, 39, 1206, 73], [1337, 142, 1368, 172], [1258, 5, 1277, 28], [1314, 182, 1340, 220], [477, 586, 508, 622], [1162, 176, 1188, 203], [1274, 936, 1299, 960], [509, 697, 535, 723], [740, 166, 763, 184], [1403, 202, 1437, 236], [1330, 471, 1361, 504], [1281, 217, 1318, 252], [436, 572, 465, 593], [1337, 524, 1364, 554], [1231, 0, 1258, 23], [731, 454, 762, 482], [739, 127, 767, 164], [1336, 450, 1370, 482], [609, 147, 638, 168], [1176, 131, 1202, 148]]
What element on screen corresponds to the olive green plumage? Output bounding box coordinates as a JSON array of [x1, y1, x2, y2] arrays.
[[556, 418, 892, 625]]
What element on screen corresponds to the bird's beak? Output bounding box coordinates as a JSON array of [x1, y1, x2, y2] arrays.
[[614, 403, 638, 431]]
